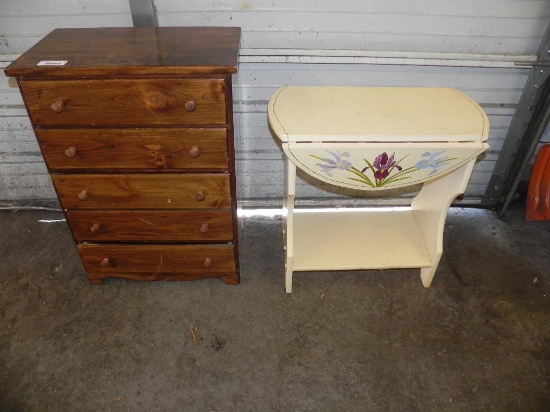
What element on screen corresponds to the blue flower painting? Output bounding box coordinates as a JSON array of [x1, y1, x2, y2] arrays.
[[416, 151, 454, 175], [311, 150, 352, 176]]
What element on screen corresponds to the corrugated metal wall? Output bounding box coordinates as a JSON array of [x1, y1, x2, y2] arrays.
[[1, 0, 549, 207], [0, 0, 133, 206]]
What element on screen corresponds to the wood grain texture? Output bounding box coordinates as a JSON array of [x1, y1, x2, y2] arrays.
[[52, 173, 231, 210], [78, 243, 237, 284], [4, 27, 241, 76], [38, 128, 229, 170], [5, 27, 241, 284], [66, 209, 233, 242], [21, 79, 227, 126]]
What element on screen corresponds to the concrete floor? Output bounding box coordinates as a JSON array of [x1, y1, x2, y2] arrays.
[[0, 203, 549, 411]]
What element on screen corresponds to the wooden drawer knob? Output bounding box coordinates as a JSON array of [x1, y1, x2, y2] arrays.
[[78, 190, 89, 201], [195, 190, 205, 202], [51, 100, 64, 113], [64, 147, 76, 158], [100, 258, 111, 267], [185, 99, 197, 112], [200, 223, 210, 234], [90, 223, 100, 234], [203, 257, 212, 268], [189, 146, 200, 158]]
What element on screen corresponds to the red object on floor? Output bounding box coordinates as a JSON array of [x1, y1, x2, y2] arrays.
[[526, 144, 550, 220]]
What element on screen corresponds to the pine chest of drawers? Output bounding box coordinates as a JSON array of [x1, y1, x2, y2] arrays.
[[5, 27, 241, 285]]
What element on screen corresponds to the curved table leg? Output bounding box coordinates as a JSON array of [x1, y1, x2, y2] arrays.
[[411, 159, 476, 287]]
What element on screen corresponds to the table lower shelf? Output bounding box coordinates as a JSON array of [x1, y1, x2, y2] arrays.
[[291, 208, 433, 271]]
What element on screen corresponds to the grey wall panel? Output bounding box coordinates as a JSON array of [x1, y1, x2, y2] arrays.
[[0, 0, 133, 54], [157, 0, 550, 55], [0, 0, 132, 205]]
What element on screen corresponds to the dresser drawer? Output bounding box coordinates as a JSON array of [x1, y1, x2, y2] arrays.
[[67, 209, 233, 242], [38, 128, 229, 171], [52, 173, 231, 210], [20, 78, 227, 126], [78, 244, 237, 283]]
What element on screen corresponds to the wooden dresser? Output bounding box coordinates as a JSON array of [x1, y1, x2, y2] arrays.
[[5, 27, 241, 285]]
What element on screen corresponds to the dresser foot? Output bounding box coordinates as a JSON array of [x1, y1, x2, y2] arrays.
[[87, 275, 104, 285], [221, 274, 240, 285]]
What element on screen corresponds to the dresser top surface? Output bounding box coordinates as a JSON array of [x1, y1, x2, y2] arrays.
[[5, 27, 241, 77], [268, 86, 489, 143]]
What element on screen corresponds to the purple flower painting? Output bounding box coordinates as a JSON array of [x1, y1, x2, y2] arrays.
[[369, 152, 403, 181]]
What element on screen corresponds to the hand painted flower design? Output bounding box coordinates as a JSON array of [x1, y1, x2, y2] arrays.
[[366, 152, 403, 181], [415, 151, 454, 175], [348, 151, 413, 187], [311, 151, 352, 176], [310, 149, 456, 189]]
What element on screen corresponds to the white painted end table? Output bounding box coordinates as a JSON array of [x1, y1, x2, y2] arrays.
[[268, 87, 489, 293]]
